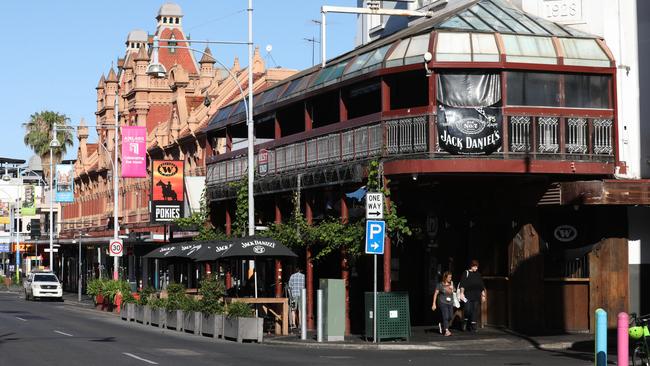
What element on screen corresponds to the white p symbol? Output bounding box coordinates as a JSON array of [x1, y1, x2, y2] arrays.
[[370, 224, 382, 238]]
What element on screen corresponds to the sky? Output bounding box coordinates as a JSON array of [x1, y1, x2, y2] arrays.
[[0, 1, 359, 162]]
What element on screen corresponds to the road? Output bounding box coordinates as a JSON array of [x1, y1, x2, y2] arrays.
[[0, 291, 594, 366]]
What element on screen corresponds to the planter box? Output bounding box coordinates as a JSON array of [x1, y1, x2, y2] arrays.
[[201, 313, 224, 338], [223, 316, 263, 343], [95, 294, 104, 311], [135, 305, 151, 324], [150, 308, 166, 328], [120, 303, 135, 321], [166, 310, 184, 332], [183, 311, 202, 335]]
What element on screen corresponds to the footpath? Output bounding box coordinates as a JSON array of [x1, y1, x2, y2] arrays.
[[15, 290, 593, 353]]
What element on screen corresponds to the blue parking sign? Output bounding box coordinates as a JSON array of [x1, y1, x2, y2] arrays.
[[365, 220, 385, 255]]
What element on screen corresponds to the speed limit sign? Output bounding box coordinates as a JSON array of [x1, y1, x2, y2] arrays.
[[109, 239, 123, 257]]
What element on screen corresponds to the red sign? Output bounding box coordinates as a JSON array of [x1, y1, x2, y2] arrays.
[[258, 149, 269, 176], [151, 160, 185, 223]]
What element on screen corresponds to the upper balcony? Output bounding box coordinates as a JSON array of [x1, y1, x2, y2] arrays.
[[204, 0, 618, 197]]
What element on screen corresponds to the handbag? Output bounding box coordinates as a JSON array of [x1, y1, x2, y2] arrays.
[[452, 281, 461, 308]]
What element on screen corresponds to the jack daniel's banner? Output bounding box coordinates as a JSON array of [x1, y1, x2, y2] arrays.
[[437, 105, 502, 155]]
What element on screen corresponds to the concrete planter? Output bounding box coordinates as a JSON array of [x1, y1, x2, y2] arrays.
[[223, 316, 263, 343], [135, 305, 151, 324], [201, 313, 224, 338], [120, 303, 135, 321], [150, 308, 166, 328], [183, 311, 202, 335], [166, 310, 184, 332]]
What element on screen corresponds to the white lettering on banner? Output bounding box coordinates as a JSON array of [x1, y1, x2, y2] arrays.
[[439, 130, 501, 150], [240, 240, 276, 249], [155, 206, 181, 221]]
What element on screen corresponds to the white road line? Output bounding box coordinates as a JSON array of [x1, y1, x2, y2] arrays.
[[54, 330, 73, 337], [123, 353, 158, 365], [15, 317, 27, 321]]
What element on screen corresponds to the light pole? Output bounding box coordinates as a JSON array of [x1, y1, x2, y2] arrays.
[[49, 129, 59, 271], [147, 0, 255, 239], [112, 83, 119, 281]]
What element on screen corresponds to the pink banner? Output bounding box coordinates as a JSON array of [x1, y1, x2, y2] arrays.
[[121, 126, 147, 178]]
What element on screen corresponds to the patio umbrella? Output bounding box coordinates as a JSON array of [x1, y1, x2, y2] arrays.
[[189, 241, 233, 261], [218, 237, 297, 299], [143, 242, 205, 259]]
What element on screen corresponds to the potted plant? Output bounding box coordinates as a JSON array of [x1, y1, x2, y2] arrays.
[[224, 302, 263, 343], [165, 283, 186, 332], [119, 282, 136, 322], [135, 287, 155, 325], [86, 278, 106, 311], [182, 297, 203, 335], [199, 277, 225, 339], [149, 297, 167, 328]]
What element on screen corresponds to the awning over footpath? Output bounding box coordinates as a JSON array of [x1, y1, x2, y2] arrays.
[[143, 237, 297, 261]]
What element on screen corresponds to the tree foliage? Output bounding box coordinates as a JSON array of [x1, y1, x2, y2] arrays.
[[23, 110, 74, 162], [367, 159, 411, 244], [230, 177, 249, 237], [174, 188, 227, 241]]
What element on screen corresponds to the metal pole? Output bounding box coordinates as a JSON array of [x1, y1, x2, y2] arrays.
[[373, 254, 377, 343], [317, 289, 323, 342], [113, 85, 119, 280], [154, 259, 159, 290], [13, 202, 19, 283], [301, 288, 307, 340], [49, 136, 54, 270], [321, 10, 326, 68], [247, 0, 255, 238], [78, 233, 81, 302]]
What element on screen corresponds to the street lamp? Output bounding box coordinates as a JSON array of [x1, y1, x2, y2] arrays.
[[49, 134, 60, 272], [147, 0, 255, 239]]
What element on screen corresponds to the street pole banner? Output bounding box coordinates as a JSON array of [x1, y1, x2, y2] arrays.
[[151, 160, 184, 223], [21, 184, 36, 216], [121, 126, 147, 178], [55, 164, 74, 203], [0, 202, 9, 225]]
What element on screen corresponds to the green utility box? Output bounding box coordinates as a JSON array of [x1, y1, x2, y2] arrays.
[[365, 292, 411, 341], [320, 279, 345, 341]]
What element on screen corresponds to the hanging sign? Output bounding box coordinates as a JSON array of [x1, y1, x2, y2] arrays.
[[21, 185, 36, 216], [151, 160, 185, 223], [258, 149, 269, 176], [436, 105, 502, 155], [121, 126, 147, 178], [55, 164, 74, 203]]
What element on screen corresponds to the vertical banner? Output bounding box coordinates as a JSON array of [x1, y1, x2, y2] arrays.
[[21, 184, 36, 216], [0, 202, 9, 224], [151, 160, 184, 223], [55, 164, 74, 203], [121, 126, 147, 178]]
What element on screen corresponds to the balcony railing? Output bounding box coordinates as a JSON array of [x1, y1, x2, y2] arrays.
[[207, 111, 615, 186]]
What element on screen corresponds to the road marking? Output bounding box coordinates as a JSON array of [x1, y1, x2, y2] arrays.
[[123, 353, 158, 365], [15, 317, 27, 321], [319, 356, 354, 359], [54, 330, 73, 337]]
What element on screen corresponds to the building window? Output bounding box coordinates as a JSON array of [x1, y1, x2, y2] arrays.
[[507, 72, 611, 109], [169, 34, 177, 54], [175, 17, 180, 24], [436, 72, 501, 107], [163, 17, 168, 24]]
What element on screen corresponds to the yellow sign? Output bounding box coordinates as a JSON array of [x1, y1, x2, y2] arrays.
[[0, 202, 9, 224], [12, 244, 33, 253]]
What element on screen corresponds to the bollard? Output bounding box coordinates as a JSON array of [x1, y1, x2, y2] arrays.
[[617, 312, 628, 366], [317, 289, 323, 342], [596, 308, 607, 366], [301, 288, 307, 340]]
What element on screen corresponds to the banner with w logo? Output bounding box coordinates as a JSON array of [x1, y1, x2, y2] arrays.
[[151, 160, 184, 223], [121, 126, 146, 178]]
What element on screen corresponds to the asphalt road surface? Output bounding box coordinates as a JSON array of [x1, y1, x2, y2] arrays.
[[0, 291, 595, 366]]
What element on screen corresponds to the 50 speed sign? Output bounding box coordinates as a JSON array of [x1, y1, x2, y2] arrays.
[[109, 239, 123, 257]]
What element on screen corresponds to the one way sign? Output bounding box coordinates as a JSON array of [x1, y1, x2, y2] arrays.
[[365, 220, 385, 255], [366, 192, 384, 220]]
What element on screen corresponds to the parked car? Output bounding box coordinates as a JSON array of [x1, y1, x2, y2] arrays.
[[24, 271, 63, 301]]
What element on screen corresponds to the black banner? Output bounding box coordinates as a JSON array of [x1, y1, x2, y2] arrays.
[[436, 105, 502, 155]]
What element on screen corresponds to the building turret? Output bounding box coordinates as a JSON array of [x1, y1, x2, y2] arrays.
[[199, 46, 216, 88]]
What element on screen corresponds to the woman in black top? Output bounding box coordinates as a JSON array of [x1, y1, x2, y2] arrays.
[[432, 271, 455, 336], [459, 259, 486, 332]]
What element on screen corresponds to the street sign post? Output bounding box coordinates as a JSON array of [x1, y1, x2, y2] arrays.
[[365, 192, 384, 220], [109, 239, 123, 257], [365, 219, 385, 344]]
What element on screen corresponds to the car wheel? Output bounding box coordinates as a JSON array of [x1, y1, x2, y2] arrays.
[[58, 297, 64, 302]]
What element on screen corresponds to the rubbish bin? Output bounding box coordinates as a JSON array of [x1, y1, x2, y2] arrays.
[[365, 292, 411, 341]]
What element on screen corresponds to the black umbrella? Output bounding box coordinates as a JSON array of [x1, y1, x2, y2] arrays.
[[189, 241, 233, 261], [219, 237, 297, 299], [219, 237, 297, 259], [143, 242, 205, 259]]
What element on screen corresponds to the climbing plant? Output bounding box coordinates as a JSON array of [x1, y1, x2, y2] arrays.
[[230, 177, 249, 237], [266, 191, 313, 250], [174, 188, 227, 241], [367, 159, 411, 245], [310, 218, 364, 260]]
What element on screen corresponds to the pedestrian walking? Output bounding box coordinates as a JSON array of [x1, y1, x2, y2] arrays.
[[432, 271, 455, 336], [288, 266, 305, 329], [459, 259, 486, 332]]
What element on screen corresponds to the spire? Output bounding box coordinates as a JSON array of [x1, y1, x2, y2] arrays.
[[96, 74, 106, 89], [199, 46, 216, 64], [135, 46, 150, 61], [106, 67, 118, 82], [232, 57, 241, 73]]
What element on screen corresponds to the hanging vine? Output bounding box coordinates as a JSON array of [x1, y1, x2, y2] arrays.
[[266, 191, 313, 250], [174, 188, 227, 241], [367, 159, 411, 245], [229, 177, 249, 238]]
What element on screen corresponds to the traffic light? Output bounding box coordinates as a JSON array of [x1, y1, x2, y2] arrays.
[[30, 218, 41, 239]]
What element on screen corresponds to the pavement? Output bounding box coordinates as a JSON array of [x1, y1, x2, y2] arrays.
[[56, 288, 597, 353]]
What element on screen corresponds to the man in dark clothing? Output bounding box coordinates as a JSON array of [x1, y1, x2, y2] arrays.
[[459, 259, 486, 332]]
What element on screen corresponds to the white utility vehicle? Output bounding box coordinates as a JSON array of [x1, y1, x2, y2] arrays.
[[24, 271, 63, 301]]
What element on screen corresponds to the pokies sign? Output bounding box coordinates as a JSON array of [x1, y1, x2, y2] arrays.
[[436, 105, 502, 155], [151, 160, 185, 223]]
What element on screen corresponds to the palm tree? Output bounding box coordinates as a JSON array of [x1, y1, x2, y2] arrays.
[[23, 111, 74, 180]]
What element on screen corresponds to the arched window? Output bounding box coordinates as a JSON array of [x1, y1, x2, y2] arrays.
[[163, 17, 168, 24], [169, 34, 177, 54], [175, 18, 179, 24]]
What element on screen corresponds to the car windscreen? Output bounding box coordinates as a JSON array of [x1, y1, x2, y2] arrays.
[[33, 275, 58, 282]]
